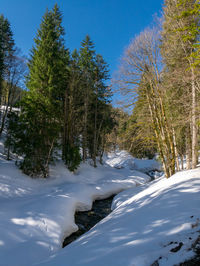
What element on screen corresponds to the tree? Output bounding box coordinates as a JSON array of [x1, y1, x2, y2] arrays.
[[161, 0, 200, 169], [0, 15, 15, 128], [62, 49, 82, 171], [0, 50, 26, 135], [16, 5, 68, 177], [115, 27, 176, 177], [89, 54, 111, 166], [79, 35, 96, 161], [78, 36, 112, 166], [123, 91, 157, 159], [177, 0, 200, 68]]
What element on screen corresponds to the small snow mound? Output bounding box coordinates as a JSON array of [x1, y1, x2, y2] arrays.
[[106, 150, 161, 172]]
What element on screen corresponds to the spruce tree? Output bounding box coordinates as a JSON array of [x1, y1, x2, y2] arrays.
[[18, 5, 68, 177], [0, 15, 15, 120], [62, 49, 82, 171], [161, 0, 200, 169], [79, 35, 96, 161], [89, 54, 111, 166], [78, 36, 112, 166]]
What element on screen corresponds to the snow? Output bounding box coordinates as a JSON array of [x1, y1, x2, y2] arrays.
[[106, 150, 161, 172], [38, 169, 200, 266], [0, 142, 200, 266], [0, 143, 152, 266]]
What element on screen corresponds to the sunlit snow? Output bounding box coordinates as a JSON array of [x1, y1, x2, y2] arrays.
[[0, 140, 199, 266]]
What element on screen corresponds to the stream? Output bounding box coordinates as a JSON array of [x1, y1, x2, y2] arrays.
[[62, 170, 161, 248], [62, 195, 115, 247]]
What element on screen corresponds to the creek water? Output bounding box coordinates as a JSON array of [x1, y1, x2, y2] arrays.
[[63, 195, 115, 247]]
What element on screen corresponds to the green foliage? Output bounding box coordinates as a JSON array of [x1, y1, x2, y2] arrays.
[[17, 5, 67, 177], [63, 143, 81, 172], [76, 35, 113, 165], [3, 7, 113, 176], [0, 14, 15, 105], [112, 94, 157, 159], [27, 4, 67, 109], [17, 95, 59, 177], [175, 0, 200, 67], [4, 111, 20, 160]]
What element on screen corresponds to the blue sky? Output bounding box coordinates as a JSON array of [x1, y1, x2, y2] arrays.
[[1, 0, 163, 77]]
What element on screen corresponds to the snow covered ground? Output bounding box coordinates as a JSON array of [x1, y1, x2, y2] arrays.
[[0, 143, 200, 266], [106, 150, 161, 173]]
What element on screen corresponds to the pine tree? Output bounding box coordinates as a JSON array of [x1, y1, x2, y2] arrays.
[[62, 49, 82, 171], [79, 35, 96, 161], [89, 54, 111, 166], [4, 110, 21, 160], [177, 0, 200, 68], [0, 15, 15, 123], [18, 5, 68, 177], [78, 36, 112, 166]]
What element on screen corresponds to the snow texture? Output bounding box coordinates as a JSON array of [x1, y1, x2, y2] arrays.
[[38, 169, 200, 266], [0, 143, 199, 266], [0, 144, 151, 266]]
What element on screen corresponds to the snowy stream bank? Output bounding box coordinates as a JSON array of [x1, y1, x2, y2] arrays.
[[62, 169, 160, 249], [2, 147, 200, 266], [63, 195, 115, 247], [0, 148, 158, 266]]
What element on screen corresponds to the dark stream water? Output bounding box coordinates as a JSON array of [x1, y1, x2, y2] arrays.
[[62, 195, 115, 247], [62, 171, 162, 248]]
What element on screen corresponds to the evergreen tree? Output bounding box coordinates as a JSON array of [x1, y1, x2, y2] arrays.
[[89, 54, 111, 166], [4, 108, 25, 161], [123, 92, 157, 159], [0, 15, 15, 121], [177, 0, 200, 68], [17, 5, 68, 177], [62, 49, 82, 171], [79, 35, 96, 161], [78, 36, 113, 165], [161, 0, 200, 169]]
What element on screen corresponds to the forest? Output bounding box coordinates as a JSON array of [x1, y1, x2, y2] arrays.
[[0, 5, 114, 178], [0, 1, 200, 180], [0, 0, 199, 179]]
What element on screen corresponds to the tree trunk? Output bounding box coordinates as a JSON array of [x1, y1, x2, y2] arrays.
[[191, 67, 197, 169], [82, 92, 88, 162], [146, 93, 170, 178], [44, 138, 55, 178], [62, 88, 68, 160], [181, 154, 184, 170], [186, 126, 192, 170], [172, 127, 180, 171], [92, 95, 97, 167]]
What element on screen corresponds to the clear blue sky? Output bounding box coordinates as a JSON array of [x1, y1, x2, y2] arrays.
[[1, 0, 163, 76]]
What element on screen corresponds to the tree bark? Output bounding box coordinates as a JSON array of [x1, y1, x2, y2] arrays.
[[186, 126, 192, 170], [191, 67, 197, 169]]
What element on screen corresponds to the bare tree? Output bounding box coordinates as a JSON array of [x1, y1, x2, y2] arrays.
[[115, 26, 176, 178], [0, 49, 27, 135]]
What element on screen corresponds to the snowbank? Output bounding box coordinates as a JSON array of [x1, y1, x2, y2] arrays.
[[0, 153, 151, 266], [2, 139, 199, 266], [38, 169, 200, 266], [106, 150, 161, 172]]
